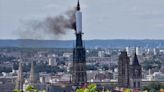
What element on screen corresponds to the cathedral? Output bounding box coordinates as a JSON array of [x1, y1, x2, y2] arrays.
[[72, 0, 87, 86], [129, 53, 142, 89], [118, 50, 142, 89]]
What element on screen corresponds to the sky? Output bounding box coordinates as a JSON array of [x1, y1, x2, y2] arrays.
[[0, 0, 164, 40]]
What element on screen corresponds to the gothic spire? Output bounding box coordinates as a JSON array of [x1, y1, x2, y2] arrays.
[[132, 52, 140, 66], [77, 0, 80, 11], [15, 61, 24, 91], [29, 61, 39, 84]]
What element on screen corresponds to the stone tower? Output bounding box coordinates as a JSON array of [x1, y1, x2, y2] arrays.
[[29, 61, 39, 85], [129, 53, 142, 89], [118, 51, 130, 87], [72, 0, 87, 86], [15, 61, 24, 91]]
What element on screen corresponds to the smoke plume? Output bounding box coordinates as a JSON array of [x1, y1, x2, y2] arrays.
[[17, 8, 76, 39]]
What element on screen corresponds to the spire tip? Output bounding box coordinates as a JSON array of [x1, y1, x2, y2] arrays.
[[77, 0, 80, 10]]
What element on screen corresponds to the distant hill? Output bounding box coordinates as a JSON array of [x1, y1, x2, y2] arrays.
[[0, 39, 164, 48]]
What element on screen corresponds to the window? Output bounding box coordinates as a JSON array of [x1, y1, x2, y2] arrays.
[[133, 82, 136, 88], [138, 82, 140, 87]]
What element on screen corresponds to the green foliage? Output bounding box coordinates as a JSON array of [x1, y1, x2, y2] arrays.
[[86, 65, 97, 70], [42, 90, 46, 92], [0, 54, 16, 62], [105, 90, 110, 92], [15, 62, 66, 73], [161, 83, 164, 88], [13, 62, 19, 70], [14, 85, 46, 92], [13, 89, 22, 92], [76, 84, 97, 92], [0, 66, 12, 73], [142, 82, 164, 92], [109, 82, 116, 87], [25, 85, 39, 92], [142, 60, 161, 70]]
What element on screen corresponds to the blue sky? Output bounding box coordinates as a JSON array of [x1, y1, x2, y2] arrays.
[[0, 0, 164, 40]]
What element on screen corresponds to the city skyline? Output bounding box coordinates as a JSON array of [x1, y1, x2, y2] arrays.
[[0, 0, 164, 40], [0, 1, 164, 91]]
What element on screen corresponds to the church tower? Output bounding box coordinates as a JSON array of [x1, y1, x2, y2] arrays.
[[72, 0, 87, 86], [129, 52, 142, 89], [15, 61, 24, 91], [118, 51, 130, 87], [29, 61, 39, 85]]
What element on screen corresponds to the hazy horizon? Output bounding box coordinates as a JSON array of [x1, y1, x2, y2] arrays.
[[0, 0, 164, 40]]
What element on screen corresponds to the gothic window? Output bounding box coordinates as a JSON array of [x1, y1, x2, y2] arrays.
[[78, 66, 80, 71], [76, 76, 79, 82], [133, 82, 136, 88], [81, 73, 84, 81], [81, 66, 83, 71], [78, 76, 80, 82], [138, 69, 141, 77], [135, 69, 138, 77], [138, 82, 140, 87], [122, 68, 125, 75]]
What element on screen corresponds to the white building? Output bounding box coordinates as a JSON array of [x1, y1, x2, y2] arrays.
[[136, 47, 143, 55], [98, 51, 105, 57], [63, 53, 72, 58], [153, 71, 164, 81], [48, 57, 57, 66], [145, 71, 164, 81]]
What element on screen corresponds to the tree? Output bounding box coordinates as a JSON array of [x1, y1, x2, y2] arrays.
[[142, 82, 164, 92], [25, 85, 38, 92], [14, 85, 46, 92], [76, 84, 97, 92], [76, 84, 112, 92], [13, 89, 22, 92]]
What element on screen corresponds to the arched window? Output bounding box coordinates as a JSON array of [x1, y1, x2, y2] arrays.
[[138, 82, 140, 87], [133, 82, 136, 88]]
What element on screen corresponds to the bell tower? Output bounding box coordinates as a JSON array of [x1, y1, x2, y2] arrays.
[[129, 52, 142, 89]]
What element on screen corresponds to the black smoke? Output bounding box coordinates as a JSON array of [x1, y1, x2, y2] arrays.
[[17, 8, 76, 39]]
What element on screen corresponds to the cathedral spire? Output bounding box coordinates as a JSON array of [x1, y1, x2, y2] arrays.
[[15, 60, 24, 91], [132, 52, 140, 66], [73, 0, 87, 86], [77, 0, 80, 11], [75, 0, 83, 47], [29, 61, 39, 84]]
